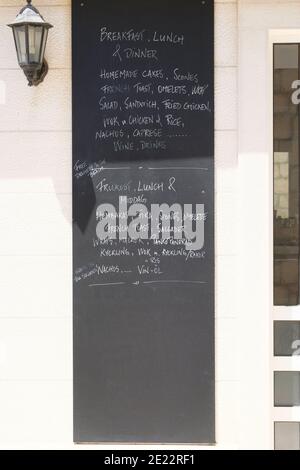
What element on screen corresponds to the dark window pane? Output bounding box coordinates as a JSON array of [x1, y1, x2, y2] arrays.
[[13, 25, 27, 64], [274, 44, 300, 306], [275, 422, 300, 450], [28, 26, 43, 64], [274, 371, 300, 407], [274, 321, 300, 356]]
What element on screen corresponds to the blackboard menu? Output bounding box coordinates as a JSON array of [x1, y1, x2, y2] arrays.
[[73, 0, 215, 444]]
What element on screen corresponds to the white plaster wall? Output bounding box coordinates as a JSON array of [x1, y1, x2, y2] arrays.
[[0, 0, 73, 448], [215, 0, 238, 449], [0, 0, 239, 449]]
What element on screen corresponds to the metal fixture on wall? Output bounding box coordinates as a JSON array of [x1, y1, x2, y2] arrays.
[[8, 0, 53, 86]]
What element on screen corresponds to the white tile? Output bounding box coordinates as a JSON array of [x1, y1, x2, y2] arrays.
[[0, 256, 72, 318], [215, 131, 238, 169], [0, 318, 72, 380], [238, 29, 269, 152], [216, 381, 238, 445], [240, 2, 300, 31], [0, 381, 72, 444], [216, 255, 237, 319], [216, 318, 237, 382], [0, 132, 71, 194], [216, 192, 237, 256], [0, 69, 71, 131], [215, 130, 238, 193], [215, 67, 237, 130], [0, 193, 71, 255], [0, 79, 6, 104], [215, 2, 237, 67]]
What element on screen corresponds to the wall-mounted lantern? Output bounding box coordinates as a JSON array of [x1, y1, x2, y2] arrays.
[[8, 0, 53, 87]]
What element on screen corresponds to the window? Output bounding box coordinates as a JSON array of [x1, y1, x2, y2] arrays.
[[274, 371, 300, 407], [274, 44, 300, 306], [274, 321, 300, 356], [273, 41, 300, 451], [275, 422, 300, 450]]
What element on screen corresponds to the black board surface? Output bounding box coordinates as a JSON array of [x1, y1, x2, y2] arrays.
[[73, 0, 215, 444]]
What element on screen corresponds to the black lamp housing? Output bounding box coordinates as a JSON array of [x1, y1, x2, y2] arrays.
[[8, 0, 53, 86]]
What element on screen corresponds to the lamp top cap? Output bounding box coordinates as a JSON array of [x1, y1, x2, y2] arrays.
[[7, 1, 53, 28]]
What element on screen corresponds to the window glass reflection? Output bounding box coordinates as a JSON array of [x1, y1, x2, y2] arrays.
[[274, 371, 300, 407], [274, 321, 300, 356], [274, 44, 300, 306], [275, 422, 300, 450]]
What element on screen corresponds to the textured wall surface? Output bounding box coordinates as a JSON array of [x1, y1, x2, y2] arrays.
[[0, 0, 239, 448]]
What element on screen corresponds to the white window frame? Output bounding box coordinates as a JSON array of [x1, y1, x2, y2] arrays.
[[271, 31, 300, 430]]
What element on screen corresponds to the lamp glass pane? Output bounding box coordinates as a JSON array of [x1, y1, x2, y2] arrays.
[[39, 29, 48, 64], [28, 25, 43, 64], [13, 25, 27, 64]]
